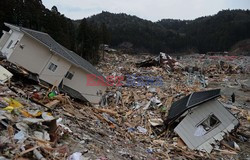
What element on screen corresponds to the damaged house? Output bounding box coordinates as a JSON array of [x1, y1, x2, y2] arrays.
[[0, 23, 107, 103], [165, 89, 239, 153]]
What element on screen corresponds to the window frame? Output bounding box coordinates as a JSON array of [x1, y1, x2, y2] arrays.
[[7, 40, 14, 49], [65, 71, 74, 80], [48, 62, 57, 72], [196, 113, 221, 133]]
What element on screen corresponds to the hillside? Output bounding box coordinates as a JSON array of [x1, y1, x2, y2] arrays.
[[229, 39, 250, 55], [0, 0, 102, 64], [85, 10, 250, 54], [0, 0, 250, 59], [82, 12, 186, 53]]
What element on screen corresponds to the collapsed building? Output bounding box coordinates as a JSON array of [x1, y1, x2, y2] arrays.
[[0, 23, 107, 103], [165, 89, 239, 153]]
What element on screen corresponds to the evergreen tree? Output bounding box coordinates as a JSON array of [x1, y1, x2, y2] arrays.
[[0, 0, 250, 61], [77, 19, 100, 64], [100, 22, 110, 59]]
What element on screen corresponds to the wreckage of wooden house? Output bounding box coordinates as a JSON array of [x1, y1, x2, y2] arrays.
[[0, 23, 108, 103], [165, 89, 239, 153]]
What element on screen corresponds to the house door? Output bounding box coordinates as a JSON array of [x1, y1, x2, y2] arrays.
[[2, 40, 15, 58], [1, 30, 23, 59]]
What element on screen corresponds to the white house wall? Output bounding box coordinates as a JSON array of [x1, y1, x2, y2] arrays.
[[63, 66, 107, 103], [174, 99, 239, 152], [0, 31, 11, 50], [2, 28, 107, 103], [8, 34, 52, 74], [39, 54, 71, 86], [1, 30, 23, 58]]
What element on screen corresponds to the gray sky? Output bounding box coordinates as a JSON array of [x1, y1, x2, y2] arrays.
[[42, 0, 250, 21]]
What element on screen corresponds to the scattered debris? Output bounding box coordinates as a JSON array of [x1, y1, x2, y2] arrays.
[[0, 52, 249, 159], [0, 65, 12, 84], [137, 126, 147, 134], [136, 52, 182, 71]]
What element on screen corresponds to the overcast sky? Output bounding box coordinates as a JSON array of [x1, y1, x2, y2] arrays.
[[42, 0, 250, 21]]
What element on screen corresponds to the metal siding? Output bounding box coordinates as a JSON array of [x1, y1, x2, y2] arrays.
[[176, 114, 202, 148], [8, 34, 51, 74], [175, 123, 195, 149], [201, 125, 223, 142], [187, 106, 210, 147], [183, 114, 204, 146], [194, 100, 229, 128], [215, 100, 237, 123], [1, 30, 23, 58], [189, 105, 207, 121], [187, 106, 216, 148], [39, 54, 71, 86], [191, 101, 228, 146], [0, 31, 10, 49], [62, 66, 107, 104], [175, 99, 238, 150], [210, 101, 232, 127]]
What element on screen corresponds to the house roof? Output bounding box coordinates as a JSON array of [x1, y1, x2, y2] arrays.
[[4, 23, 106, 81], [165, 89, 221, 125], [59, 84, 88, 101]]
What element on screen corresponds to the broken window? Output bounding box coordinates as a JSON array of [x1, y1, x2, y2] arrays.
[[7, 40, 13, 49], [65, 71, 74, 80], [194, 114, 221, 136], [200, 114, 221, 130], [48, 62, 57, 72]]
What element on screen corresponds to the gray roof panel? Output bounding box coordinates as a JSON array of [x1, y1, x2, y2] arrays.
[[165, 89, 221, 125], [5, 23, 106, 81]]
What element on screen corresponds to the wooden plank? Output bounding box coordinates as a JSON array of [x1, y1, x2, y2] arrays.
[[45, 99, 60, 108], [94, 108, 119, 117], [18, 146, 40, 156]]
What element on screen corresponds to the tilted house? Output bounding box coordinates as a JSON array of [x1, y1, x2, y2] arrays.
[[165, 89, 239, 153], [0, 23, 107, 103]]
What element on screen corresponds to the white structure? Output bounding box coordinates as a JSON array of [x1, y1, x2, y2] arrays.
[[0, 65, 13, 84], [165, 89, 239, 153], [0, 23, 107, 103]]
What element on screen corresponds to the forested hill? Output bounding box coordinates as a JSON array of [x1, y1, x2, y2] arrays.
[[83, 12, 174, 53], [159, 10, 250, 53], [0, 0, 250, 64], [86, 10, 250, 54], [0, 0, 76, 53], [0, 0, 102, 63]]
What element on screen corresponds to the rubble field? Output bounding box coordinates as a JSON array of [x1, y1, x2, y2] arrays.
[[0, 53, 250, 160]]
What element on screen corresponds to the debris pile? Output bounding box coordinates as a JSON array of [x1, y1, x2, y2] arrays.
[[0, 86, 70, 159], [96, 52, 250, 159], [0, 52, 250, 159], [136, 52, 183, 71], [181, 55, 250, 74]]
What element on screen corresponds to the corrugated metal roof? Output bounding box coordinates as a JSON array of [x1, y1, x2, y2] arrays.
[[4, 23, 105, 80], [165, 89, 221, 125]]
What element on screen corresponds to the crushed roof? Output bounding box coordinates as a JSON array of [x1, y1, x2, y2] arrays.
[[165, 89, 221, 125]]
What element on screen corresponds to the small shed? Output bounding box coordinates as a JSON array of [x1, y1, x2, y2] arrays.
[[165, 89, 239, 153]]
